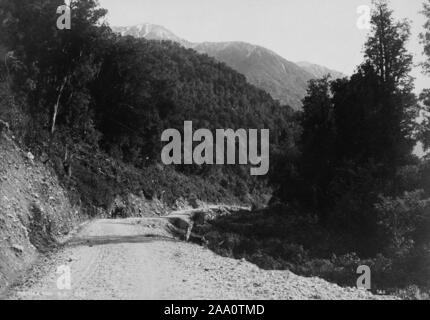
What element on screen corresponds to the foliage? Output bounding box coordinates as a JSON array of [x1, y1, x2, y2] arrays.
[[420, 0, 430, 74], [418, 1, 430, 153], [376, 190, 430, 257], [272, 0, 421, 253], [0, 0, 297, 207], [194, 205, 429, 295], [90, 36, 294, 165], [0, 0, 109, 137], [1, 0, 429, 296]]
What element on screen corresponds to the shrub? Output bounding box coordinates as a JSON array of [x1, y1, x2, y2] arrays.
[[375, 190, 430, 258]]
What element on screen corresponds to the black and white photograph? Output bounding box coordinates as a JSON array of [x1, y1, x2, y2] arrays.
[[0, 0, 429, 304]]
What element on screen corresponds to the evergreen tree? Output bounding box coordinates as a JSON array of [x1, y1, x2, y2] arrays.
[[419, 0, 430, 152], [365, 0, 413, 89], [299, 77, 336, 219], [363, 0, 417, 170], [420, 0, 430, 74], [273, 1, 419, 251]]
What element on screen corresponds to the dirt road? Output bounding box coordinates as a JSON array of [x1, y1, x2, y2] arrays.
[[5, 218, 389, 300]]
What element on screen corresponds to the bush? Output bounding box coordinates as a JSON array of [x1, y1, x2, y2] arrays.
[[193, 205, 430, 295], [396, 285, 430, 300], [375, 190, 430, 258]]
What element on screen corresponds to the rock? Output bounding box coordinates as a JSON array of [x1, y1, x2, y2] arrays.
[[26, 152, 35, 162]]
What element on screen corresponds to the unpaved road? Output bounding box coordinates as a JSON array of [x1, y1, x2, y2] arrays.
[[5, 218, 390, 300]]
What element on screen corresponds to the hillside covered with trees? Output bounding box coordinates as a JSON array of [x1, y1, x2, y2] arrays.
[[0, 0, 298, 207]]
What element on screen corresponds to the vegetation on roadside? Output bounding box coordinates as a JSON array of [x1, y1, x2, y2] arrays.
[[231, 0, 430, 298], [193, 202, 429, 299]]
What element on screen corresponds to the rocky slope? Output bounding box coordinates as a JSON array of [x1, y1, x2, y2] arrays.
[[191, 41, 313, 110], [296, 61, 345, 80], [0, 131, 82, 294], [114, 23, 190, 45]]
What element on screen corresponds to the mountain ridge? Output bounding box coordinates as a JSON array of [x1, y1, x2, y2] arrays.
[[112, 23, 345, 110], [296, 61, 344, 80]]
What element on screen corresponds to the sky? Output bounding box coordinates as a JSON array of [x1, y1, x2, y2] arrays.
[[98, 0, 429, 93]]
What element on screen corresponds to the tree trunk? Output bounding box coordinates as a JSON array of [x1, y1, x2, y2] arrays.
[[51, 76, 68, 134]]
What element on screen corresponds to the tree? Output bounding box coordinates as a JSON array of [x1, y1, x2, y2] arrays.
[[365, 0, 413, 89], [272, 1, 419, 252], [420, 0, 430, 74], [362, 0, 417, 171], [0, 0, 108, 136], [418, 0, 430, 152], [299, 77, 336, 219]]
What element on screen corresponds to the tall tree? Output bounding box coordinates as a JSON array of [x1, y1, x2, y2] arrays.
[[362, 0, 417, 169], [299, 77, 336, 218], [419, 0, 430, 152], [420, 0, 430, 74], [365, 0, 413, 89], [273, 1, 419, 241], [0, 0, 108, 136]]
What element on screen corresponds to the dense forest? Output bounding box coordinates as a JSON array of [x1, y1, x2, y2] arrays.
[[0, 0, 429, 296], [0, 0, 297, 205]]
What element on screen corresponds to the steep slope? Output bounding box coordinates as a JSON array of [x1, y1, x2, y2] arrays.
[[91, 36, 293, 170], [112, 23, 344, 110], [191, 42, 313, 109], [0, 132, 82, 294], [114, 23, 190, 45], [296, 61, 345, 80]]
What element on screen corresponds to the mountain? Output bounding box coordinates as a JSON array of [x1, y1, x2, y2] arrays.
[[296, 61, 344, 80], [113, 23, 190, 45], [112, 23, 344, 110], [190, 42, 313, 110]]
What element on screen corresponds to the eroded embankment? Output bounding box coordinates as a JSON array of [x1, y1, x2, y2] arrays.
[[0, 133, 82, 294]]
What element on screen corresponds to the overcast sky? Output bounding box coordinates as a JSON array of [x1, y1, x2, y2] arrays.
[[98, 0, 429, 93]]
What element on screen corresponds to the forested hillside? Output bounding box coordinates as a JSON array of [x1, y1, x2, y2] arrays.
[[191, 41, 313, 110], [114, 24, 341, 110], [0, 0, 298, 209], [91, 37, 295, 165]]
